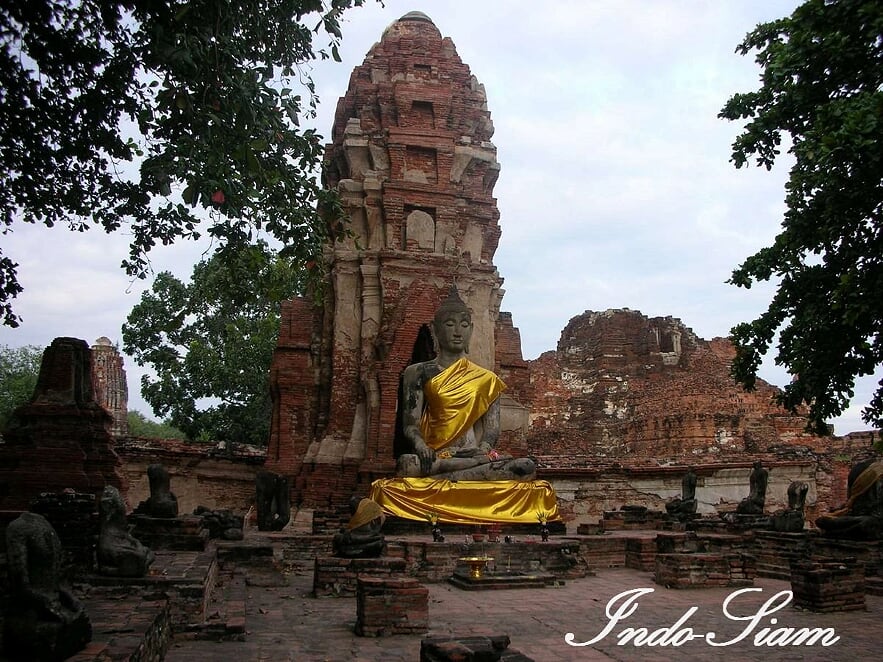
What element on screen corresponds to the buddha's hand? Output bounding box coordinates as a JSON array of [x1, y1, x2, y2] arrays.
[[414, 439, 436, 474], [453, 448, 482, 458]]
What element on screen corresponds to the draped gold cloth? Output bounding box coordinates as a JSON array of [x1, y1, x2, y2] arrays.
[[347, 498, 384, 530], [828, 461, 883, 517], [420, 358, 506, 450], [369, 477, 560, 524]]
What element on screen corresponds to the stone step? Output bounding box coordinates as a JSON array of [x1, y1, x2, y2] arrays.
[[187, 567, 247, 642]]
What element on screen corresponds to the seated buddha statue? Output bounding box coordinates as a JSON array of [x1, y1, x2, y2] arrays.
[[396, 288, 536, 482], [332, 497, 386, 558], [816, 458, 883, 540]]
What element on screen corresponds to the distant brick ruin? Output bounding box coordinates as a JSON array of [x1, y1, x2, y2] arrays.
[[265, 11, 878, 518], [521, 308, 819, 461], [0, 337, 127, 510], [91, 336, 129, 438]]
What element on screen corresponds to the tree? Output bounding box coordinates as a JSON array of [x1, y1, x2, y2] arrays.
[[127, 410, 186, 439], [720, 0, 883, 434], [121, 240, 301, 445], [0, 0, 361, 327], [0, 344, 42, 429]]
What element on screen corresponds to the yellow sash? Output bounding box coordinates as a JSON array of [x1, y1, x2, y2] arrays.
[[419, 358, 505, 450]]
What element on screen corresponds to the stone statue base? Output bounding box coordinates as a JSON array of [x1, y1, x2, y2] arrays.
[[3, 602, 91, 661]]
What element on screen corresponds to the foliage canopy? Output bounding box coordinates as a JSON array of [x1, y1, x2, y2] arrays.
[[721, 0, 883, 433], [122, 240, 301, 445], [0, 0, 361, 327], [127, 410, 186, 440], [0, 344, 42, 430]]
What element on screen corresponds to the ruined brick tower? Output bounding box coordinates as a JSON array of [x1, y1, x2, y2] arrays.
[[267, 12, 521, 505], [91, 336, 129, 437]]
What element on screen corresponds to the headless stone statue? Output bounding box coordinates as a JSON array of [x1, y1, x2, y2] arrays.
[[97, 485, 155, 577], [665, 467, 698, 519], [769, 480, 809, 533], [133, 463, 179, 518], [736, 460, 769, 515], [396, 288, 536, 481], [816, 458, 883, 540], [332, 497, 386, 558], [4, 512, 91, 660], [255, 470, 291, 531]]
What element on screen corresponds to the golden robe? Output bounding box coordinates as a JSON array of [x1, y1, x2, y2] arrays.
[[369, 477, 560, 524], [420, 358, 505, 450]]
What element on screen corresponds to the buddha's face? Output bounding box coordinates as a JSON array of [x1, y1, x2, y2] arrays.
[[434, 311, 472, 353]]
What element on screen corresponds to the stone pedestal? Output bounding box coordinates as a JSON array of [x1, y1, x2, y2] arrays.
[[625, 537, 656, 571], [790, 557, 865, 612], [312, 556, 407, 597], [355, 576, 428, 637], [654, 552, 756, 588]]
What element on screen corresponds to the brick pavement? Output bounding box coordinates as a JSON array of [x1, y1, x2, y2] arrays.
[[163, 564, 883, 661]]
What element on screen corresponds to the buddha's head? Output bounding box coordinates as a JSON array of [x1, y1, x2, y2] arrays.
[[432, 287, 472, 354]]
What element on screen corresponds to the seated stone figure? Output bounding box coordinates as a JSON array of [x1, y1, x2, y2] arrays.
[[769, 480, 809, 533], [4, 512, 91, 660], [816, 459, 883, 540], [97, 485, 155, 577], [665, 466, 698, 519], [397, 288, 536, 481], [133, 463, 179, 518], [332, 497, 386, 558], [736, 460, 769, 515]]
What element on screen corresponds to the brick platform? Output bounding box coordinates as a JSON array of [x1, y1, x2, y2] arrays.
[[790, 557, 866, 612], [655, 552, 756, 588], [128, 514, 209, 551], [67, 597, 171, 662], [312, 556, 408, 597], [356, 576, 428, 637], [86, 550, 218, 632]]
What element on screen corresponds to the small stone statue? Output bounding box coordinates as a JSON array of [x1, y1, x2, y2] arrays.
[[397, 288, 536, 481], [332, 497, 386, 558], [133, 463, 178, 518], [255, 470, 291, 531], [665, 466, 698, 520], [736, 460, 769, 515], [816, 458, 883, 540], [768, 480, 809, 532], [97, 485, 155, 577], [4, 512, 92, 660]]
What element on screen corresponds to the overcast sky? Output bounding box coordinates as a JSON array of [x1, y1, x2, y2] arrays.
[[1, 0, 878, 435]]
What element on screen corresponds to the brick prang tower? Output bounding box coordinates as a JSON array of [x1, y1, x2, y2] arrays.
[[267, 12, 523, 506]]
